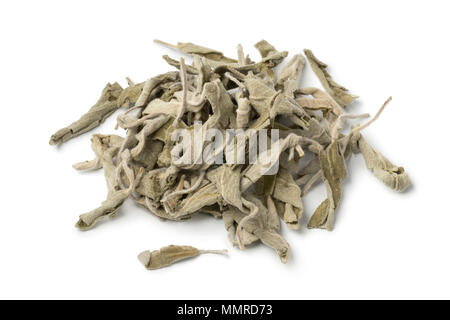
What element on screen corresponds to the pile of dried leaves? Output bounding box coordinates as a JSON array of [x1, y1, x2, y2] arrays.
[[50, 40, 410, 267]]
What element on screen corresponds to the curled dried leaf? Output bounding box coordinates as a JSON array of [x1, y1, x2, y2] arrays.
[[356, 134, 411, 192], [49, 82, 123, 145], [304, 49, 358, 108], [307, 141, 347, 230], [75, 189, 130, 231]]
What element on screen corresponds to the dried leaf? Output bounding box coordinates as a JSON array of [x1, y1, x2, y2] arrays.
[[277, 54, 306, 95], [356, 134, 411, 191], [51, 40, 411, 268], [225, 207, 290, 263], [138, 245, 227, 270], [72, 134, 123, 171], [117, 82, 144, 108], [135, 71, 179, 107], [254, 40, 278, 58], [75, 189, 130, 231], [304, 49, 358, 108], [308, 141, 347, 230], [49, 82, 123, 145], [273, 168, 303, 229], [155, 39, 237, 63]]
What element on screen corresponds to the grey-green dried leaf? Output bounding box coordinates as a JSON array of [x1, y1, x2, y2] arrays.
[[135, 167, 178, 201], [159, 82, 183, 102], [138, 245, 227, 270], [224, 207, 290, 263], [130, 114, 170, 158], [270, 95, 311, 129], [208, 165, 244, 211], [135, 71, 179, 107], [281, 117, 331, 146], [254, 40, 278, 58], [304, 49, 358, 108], [244, 76, 279, 115], [49, 82, 123, 145], [75, 189, 130, 231], [266, 195, 281, 230], [277, 54, 306, 96], [117, 82, 144, 108], [172, 183, 222, 219], [203, 80, 237, 129], [241, 134, 312, 191], [133, 139, 164, 169], [295, 156, 321, 188], [296, 87, 343, 117], [356, 134, 411, 192], [235, 90, 251, 129], [273, 168, 303, 209], [253, 40, 280, 81], [72, 134, 123, 171], [161, 55, 199, 74], [155, 39, 237, 63], [213, 50, 288, 76], [307, 141, 346, 230]]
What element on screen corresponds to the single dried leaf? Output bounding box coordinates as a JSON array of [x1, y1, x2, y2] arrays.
[[49, 82, 123, 145], [254, 40, 278, 58], [357, 134, 411, 191], [277, 54, 306, 95], [304, 49, 358, 108], [75, 189, 130, 231], [155, 39, 237, 63], [307, 141, 346, 230], [138, 245, 227, 270], [117, 82, 144, 108]]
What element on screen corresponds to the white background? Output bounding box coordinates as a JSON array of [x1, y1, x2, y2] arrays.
[[0, 0, 448, 299]]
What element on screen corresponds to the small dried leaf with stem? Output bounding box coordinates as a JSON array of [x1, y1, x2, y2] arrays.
[[138, 245, 228, 270]]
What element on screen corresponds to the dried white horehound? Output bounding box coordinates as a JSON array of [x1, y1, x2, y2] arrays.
[[50, 39, 411, 269]]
